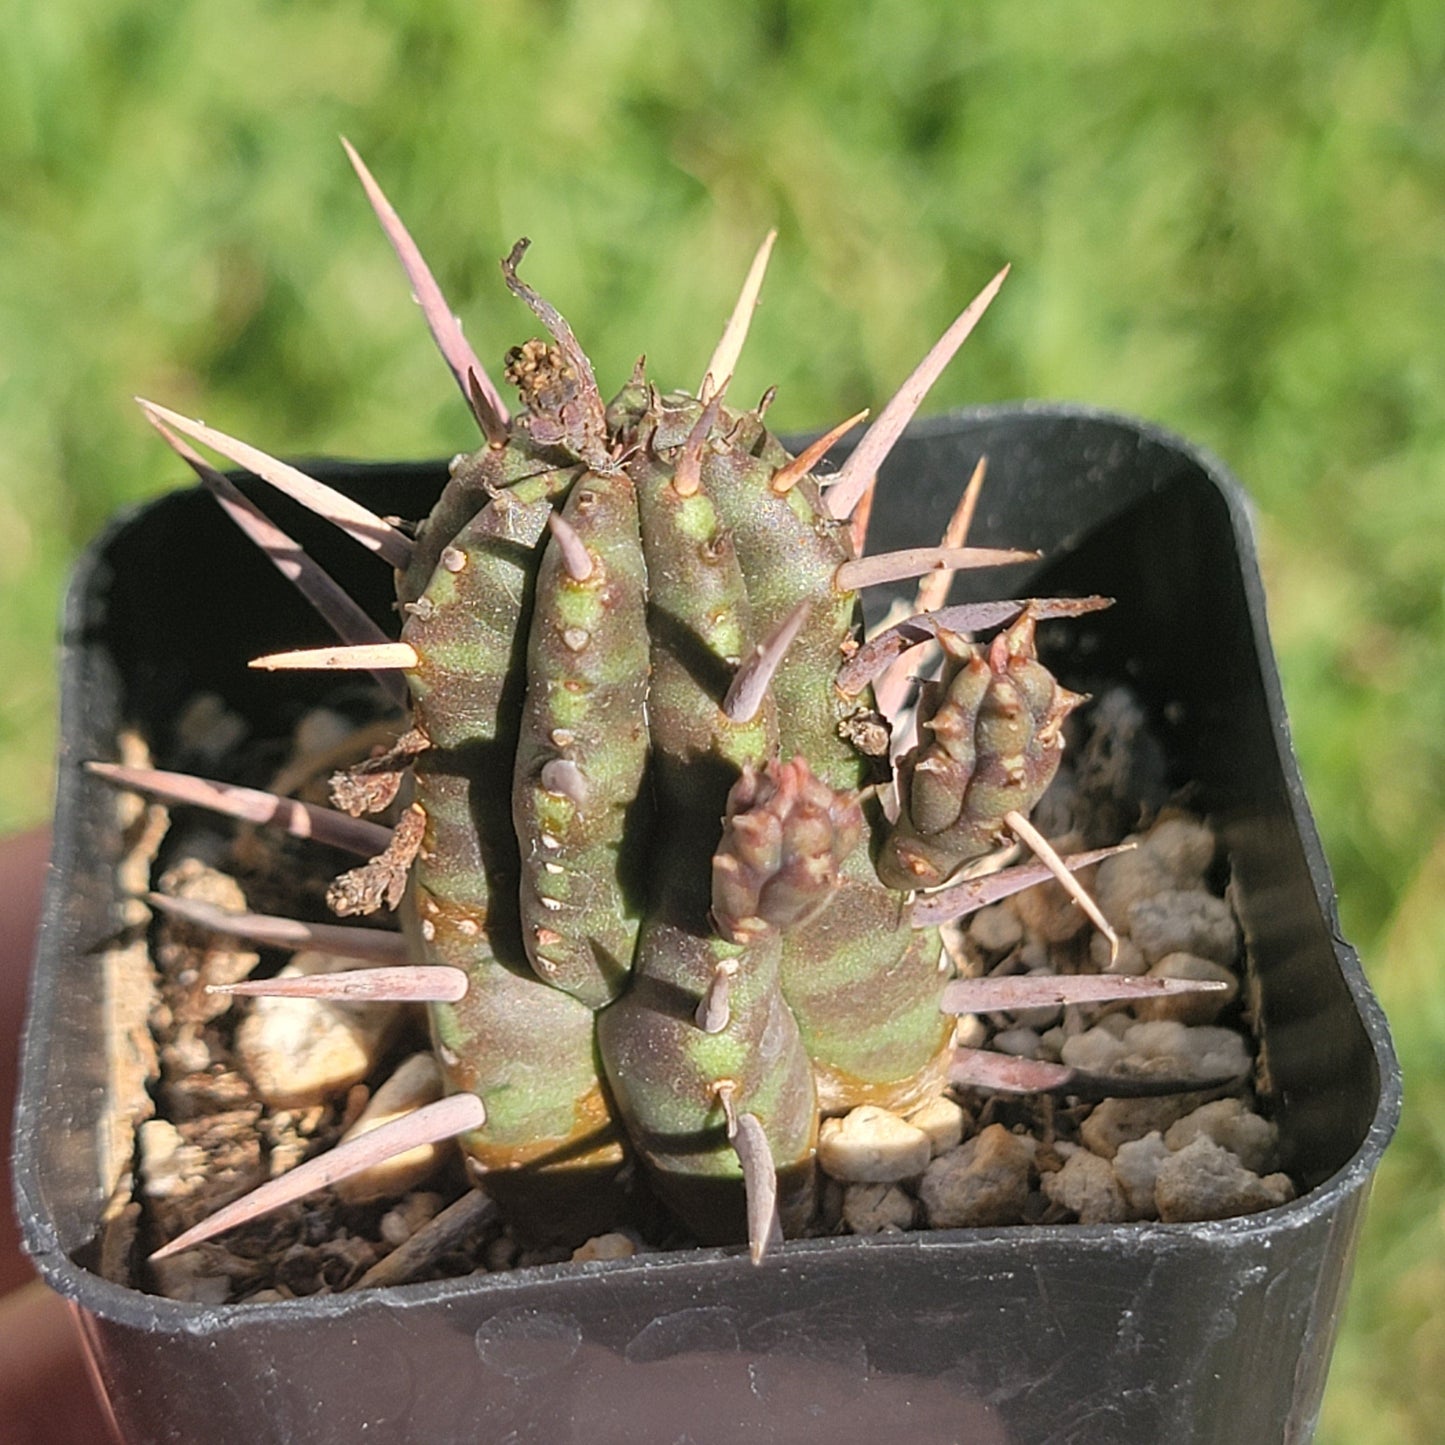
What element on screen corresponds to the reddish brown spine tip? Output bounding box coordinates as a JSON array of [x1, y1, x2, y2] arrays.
[[673, 392, 725, 497], [769, 409, 870, 495]]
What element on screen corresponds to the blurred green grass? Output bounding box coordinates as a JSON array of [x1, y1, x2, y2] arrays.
[[1, 1, 1440, 1437]]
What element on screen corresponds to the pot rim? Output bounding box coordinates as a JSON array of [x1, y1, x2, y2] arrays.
[[14, 400, 1401, 1334]]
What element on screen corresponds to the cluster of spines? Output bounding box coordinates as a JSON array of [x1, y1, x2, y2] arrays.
[[104, 142, 1232, 1268]]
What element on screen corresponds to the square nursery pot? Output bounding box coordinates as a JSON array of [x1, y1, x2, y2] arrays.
[[15, 405, 1400, 1444]]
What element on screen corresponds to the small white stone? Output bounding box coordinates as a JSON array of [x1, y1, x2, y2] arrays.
[[905, 1095, 969, 1157], [1111, 1131, 1171, 1218], [1121, 1020, 1251, 1082], [1164, 1097, 1278, 1175], [334, 1053, 446, 1204], [1036, 1026, 1066, 1062], [1079, 1095, 1204, 1160], [1093, 843, 1172, 930], [818, 1106, 932, 1183], [953, 1015, 988, 1050], [138, 1119, 198, 1200], [1128, 890, 1238, 966], [379, 1192, 444, 1248], [1059, 1026, 1130, 1074], [1155, 1135, 1295, 1222], [1042, 1149, 1127, 1224], [1093, 1011, 1134, 1040], [150, 1252, 233, 1304], [842, 1182, 916, 1233], [969, 902, 1023, 955], [992, 1026, 1043, 1059], [235, 952, 402, 1109], [1143, 816, 1216, 885], [918, 1124, 1035, 1228]]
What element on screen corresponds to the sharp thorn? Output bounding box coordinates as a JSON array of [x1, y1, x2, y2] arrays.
[[769, 409, 869, 495], [147, 418, 409, 708], [352, 1189, 500, 1290], [341, 137, 510, 430], [209, 965, 467, 1004], [86, 762, 394, 857], [732, 1112, 783, 1265], [827, 264, 1010, 520], [835, 544, 1038, 594], [466, 368, 510, 448], [874, 634, 940, 724], [940, 972, 1229, 1016], [948, 1048, 1079, 1094], [137, 400, 414, 571], [848, 473, 877, 556], [546, 509, 595, 582], [721, 600, 812, 724], [1005, 809, 1119, 961], [909, 843, 1133, 927], [149, 1093, 486, 1260], [916, 457, 988, 614], [673, 391, 726, 498], [841, 597, 1113, 696], [701, 229, 778, 403], [249, 641, 420, 672], [146, 893, 410, 964], [694, 959, 739, 1033], [948, 1047, 1247, 1100]]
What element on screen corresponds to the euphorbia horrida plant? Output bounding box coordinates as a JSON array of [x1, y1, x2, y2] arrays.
[[98, 143, 1225, 1266]]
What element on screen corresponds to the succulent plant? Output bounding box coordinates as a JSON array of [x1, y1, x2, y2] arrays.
[[97, 143, 1229, 1267]]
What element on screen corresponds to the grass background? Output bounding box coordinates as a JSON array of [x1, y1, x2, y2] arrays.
[[1, 1, 1440, 1437]]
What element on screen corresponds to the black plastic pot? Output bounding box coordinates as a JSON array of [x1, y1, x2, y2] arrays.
[[15, 406, 1400, 1444]]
